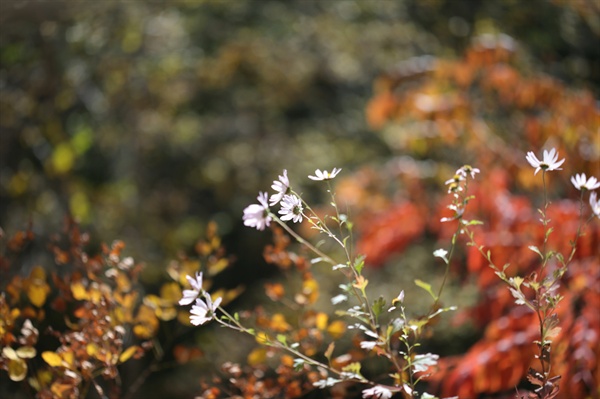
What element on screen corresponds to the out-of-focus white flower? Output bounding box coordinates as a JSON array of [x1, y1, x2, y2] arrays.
[[362, 385, 393, 399], [243, 192, 272, 231], [360, 341, 378, 350], [308, 168, 341, 181], [189, 293, 222, 326], [270, 169, 290, 206], [525, 148, 565, 175], [571, 173, 600, 191], [279, 194, 303, 223], [179, 272, 204, 306], [411, 353, 439, 373], [590, 191, 600, 218], [456, 165, 480, 179]]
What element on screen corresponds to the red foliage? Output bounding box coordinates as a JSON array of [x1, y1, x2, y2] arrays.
[[356, 202, 427, 267]]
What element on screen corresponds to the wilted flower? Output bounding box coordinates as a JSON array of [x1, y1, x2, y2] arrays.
[[525, 148, 565, 175], [571, 173, 600, 191], [362, 385, 393, 399], [279, 194, 304, 223], [189, 293, 222, 326], [590, 191, 600, 218], [270, 169, 290, 206], [179, 272, 203, 306], [243, 192, 272, 231], [308, 168, 341, 181]]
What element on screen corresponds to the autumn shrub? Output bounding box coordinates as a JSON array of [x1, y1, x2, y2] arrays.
[[2, 34, 599, 399]]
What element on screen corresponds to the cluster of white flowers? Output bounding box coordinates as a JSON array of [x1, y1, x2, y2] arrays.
[[444, 165, 480, 194], [527, 148, 599, 218], [243, 168, 342, 230], [178, 272, 222, 326]]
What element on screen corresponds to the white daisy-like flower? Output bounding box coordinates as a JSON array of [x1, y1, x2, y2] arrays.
[[388, 290, 405, 312], [525, 148, 565, 175], [243, 192, 272, 231], [279, 194, 304, 223], [456, 165, 480, 179], [189, 293, 222, 326], [269, 169, 290, 206], [362, 385, 393, 399], [571, 173, 600, 191], [308, 168, 342, 181], [445, 173, 465, 185], [590, 191, 600, 218], [179, 272, 204, 306]]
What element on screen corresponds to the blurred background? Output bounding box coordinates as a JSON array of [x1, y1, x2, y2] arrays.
[[1, 0, 599, 398]]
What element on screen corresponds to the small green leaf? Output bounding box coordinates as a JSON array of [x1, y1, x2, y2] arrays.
[[276, 334, 287, 346], [372, 296, 386, 318], [353, 255, 365, 274], [414, 279, 437, 301], [528, 245, 543, 259]]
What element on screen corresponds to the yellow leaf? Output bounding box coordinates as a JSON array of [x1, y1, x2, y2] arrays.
[[86, 343, 98, 357], [302, 278, 319, 304], [27, 281, 50, 308], [115, 272, 132, 293], [119, 346, 138, 364], [2, 347, 17, 360], [270, 314, 292, 332], [207, 258, 229, 276], [156, 306, 177, 321], [16, 346, 36, 359], [62, 351, 74, 368], [255, 332, 270, 345], [8, 358, 27, 381], [50, 143, 75, 174], [133, 304, 159, 339], [30, 266, 47, 280], [327, 320, 347, 340], [316, 312, 329, 330], [42, 351, 63, 367], [247, 347, 267, 366], [160, 282, 182, 305], [70, 281, 88, 300]]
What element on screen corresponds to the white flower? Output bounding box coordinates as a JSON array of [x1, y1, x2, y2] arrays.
[[525, 148, 565, 175], [279, 194, 303, 223], [412, 353, 439, 373], [445, 174, 465, 185], [331, 294, 348, 304], [308, 168, 342, 181], [243, 192, 272, 231], [362, 385, 393, 399], [388, 290, 405, 312], [590, 191, 600, 218], [433, 248, 449, 264], [456, 165, 480, 179], [179, 272, 204, 306], [269, 169, 290, 206], [189, 293, 222, 326], [360, 341, 378, 350], [571, 173, 600, 191]]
